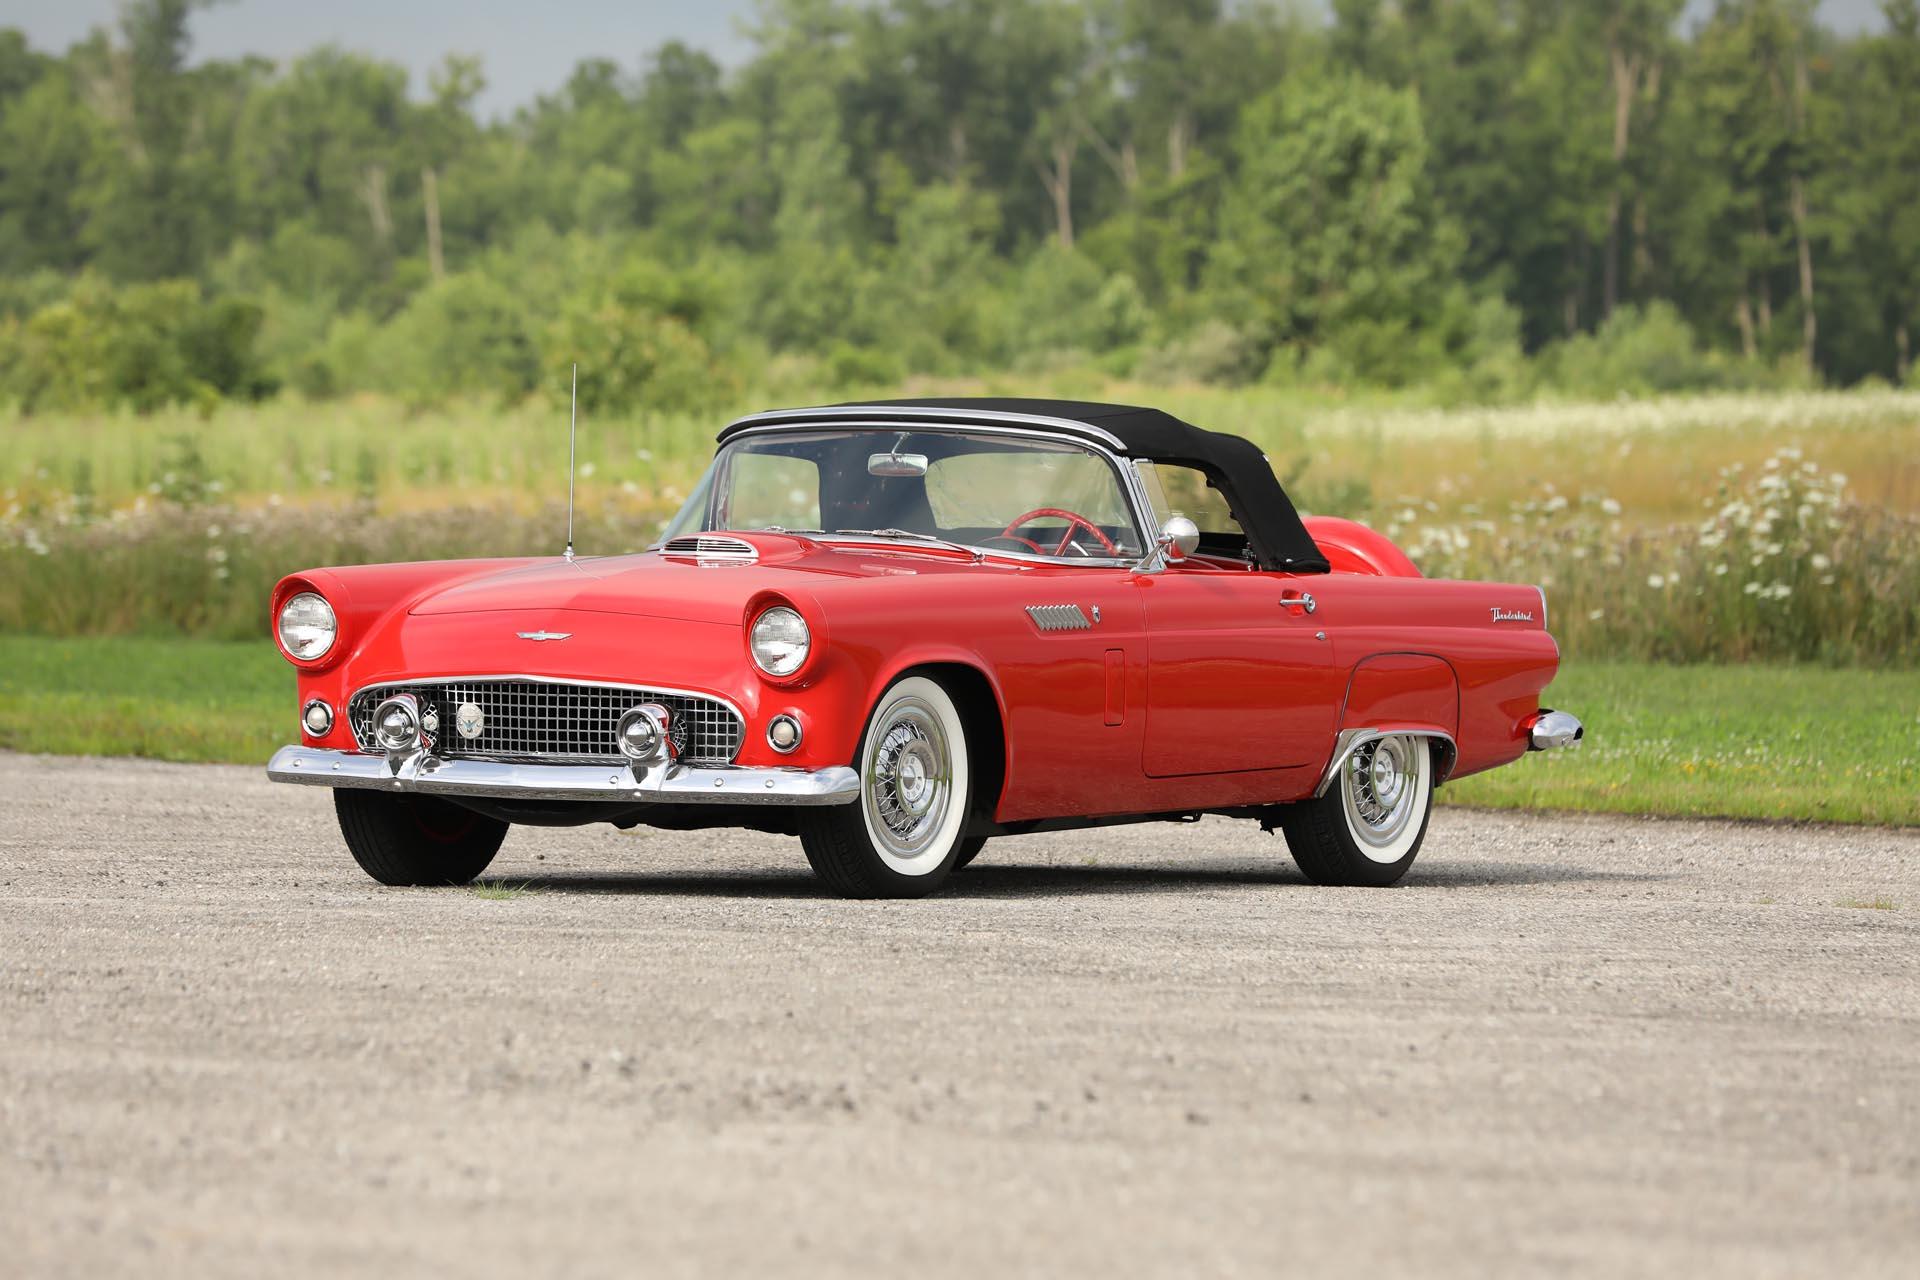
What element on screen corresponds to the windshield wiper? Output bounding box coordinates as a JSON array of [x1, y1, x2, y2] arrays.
[[831, 528, 983, 557]]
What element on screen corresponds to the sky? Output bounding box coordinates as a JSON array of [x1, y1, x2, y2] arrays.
[[4, 0, 1897, 119]]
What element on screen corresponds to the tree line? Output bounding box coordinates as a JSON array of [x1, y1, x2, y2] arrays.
[[0, 0, 1916, 414]]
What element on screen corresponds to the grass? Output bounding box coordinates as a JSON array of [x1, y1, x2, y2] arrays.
[[1834, 897, 1898, 910], [469, 881, 539, 901], [5, 384, 1917, 527], [0, 633, 286, 763], [2, 635, 1914, 827], [1445, 662, 1920, 826]]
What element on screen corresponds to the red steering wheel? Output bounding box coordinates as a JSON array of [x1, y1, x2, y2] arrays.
[[998, 507, 1120, 557]]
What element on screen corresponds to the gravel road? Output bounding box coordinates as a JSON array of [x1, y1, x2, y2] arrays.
[[2, 752, 1915, 1278]]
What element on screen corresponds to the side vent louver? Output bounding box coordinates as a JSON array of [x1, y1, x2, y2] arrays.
[[661, 535, 759, 564], [1026, 604, 1092, 632]]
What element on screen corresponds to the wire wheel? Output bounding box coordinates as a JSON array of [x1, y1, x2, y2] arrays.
[[1341, 734, 1427, 863], [862, 693, 954, 873]]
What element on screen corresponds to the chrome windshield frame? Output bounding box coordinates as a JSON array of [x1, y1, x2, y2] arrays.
[[667, 420, 1160, 570]]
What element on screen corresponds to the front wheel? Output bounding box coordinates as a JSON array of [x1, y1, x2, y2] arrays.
[[798, 675, 972, 898], [1281, 735, 1434, 887], [334, 790, 507, 886]]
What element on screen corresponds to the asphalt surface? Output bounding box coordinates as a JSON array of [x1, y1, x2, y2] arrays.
[[2, 752, 1916, 1278]]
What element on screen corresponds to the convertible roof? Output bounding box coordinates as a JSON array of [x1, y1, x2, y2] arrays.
[[721, 397, 1331, 573]]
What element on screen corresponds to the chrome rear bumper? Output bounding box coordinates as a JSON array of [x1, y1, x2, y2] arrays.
[[266, 745, 859, 806], [1526, 710, 1585, 751]]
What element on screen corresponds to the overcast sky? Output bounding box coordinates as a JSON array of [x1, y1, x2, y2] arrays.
[[5, 0, 1895, 119]]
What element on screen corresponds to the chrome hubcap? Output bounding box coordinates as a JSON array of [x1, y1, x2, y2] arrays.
[[1343, 735, 1423, 857], [865, 698, 951, 861]]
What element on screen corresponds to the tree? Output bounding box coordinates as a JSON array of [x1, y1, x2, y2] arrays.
[[1206, 71, 1466, 381]]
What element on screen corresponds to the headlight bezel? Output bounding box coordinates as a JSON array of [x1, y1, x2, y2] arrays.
[[749, 604, 812, 679], [276, 590, 338, 663]]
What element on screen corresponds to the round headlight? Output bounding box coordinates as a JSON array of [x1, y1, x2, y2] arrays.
[[749, 606, 810, 677], [277, 591, 337, 661]]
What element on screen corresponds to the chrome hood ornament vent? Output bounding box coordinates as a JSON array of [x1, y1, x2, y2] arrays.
[[661, 535, 759, 564]]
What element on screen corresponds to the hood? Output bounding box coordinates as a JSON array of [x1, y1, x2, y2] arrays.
[[407, 532, 1007, 623]]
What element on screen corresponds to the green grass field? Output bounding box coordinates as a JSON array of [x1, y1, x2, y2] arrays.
[[2, 635, 1912, 826]]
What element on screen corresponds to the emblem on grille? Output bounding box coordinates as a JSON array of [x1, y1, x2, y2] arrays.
[[515, 630, 572, 642], [1026, 604, 1092, 632], [455, 702, 485, 740]]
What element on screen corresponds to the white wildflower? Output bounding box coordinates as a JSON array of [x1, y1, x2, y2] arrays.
[[1600, 498, 1622, 516], [1647, 574, 1666, 589], [1810, 553, 1831, 571], [1587, 609, 1605, 621], [1713, 563, 1729, 576], [1743, 581, 1762, 595]]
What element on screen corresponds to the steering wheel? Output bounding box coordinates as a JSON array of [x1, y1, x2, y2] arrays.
[[998, 507, 1120, 557]]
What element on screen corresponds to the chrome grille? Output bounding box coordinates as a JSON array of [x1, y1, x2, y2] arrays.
[[348, 679, 742, 765]]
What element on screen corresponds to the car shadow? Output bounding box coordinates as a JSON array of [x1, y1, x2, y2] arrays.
[[477, 859, 1668, 900]]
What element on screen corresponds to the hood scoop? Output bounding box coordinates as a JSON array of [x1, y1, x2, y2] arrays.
[[660, 534, 759, 565]]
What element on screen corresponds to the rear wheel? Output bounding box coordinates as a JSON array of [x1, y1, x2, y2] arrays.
[[799, 676, 971, 898], [334, 790, 507, 886], [1281, 735, 1434, 887]]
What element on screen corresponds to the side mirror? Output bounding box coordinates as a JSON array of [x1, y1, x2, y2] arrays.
[[1161, 515, 1201, 562], [1133, 515, 1201, 575]]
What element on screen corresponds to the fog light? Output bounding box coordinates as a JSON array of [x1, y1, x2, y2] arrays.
[[767, 714, 802, 754], [301, 699, 334, 737], [617, 704, 672, 761], [372, 694, 422, 752]]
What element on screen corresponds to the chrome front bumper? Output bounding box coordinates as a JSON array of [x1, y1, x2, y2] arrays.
[[266, 746, 859, 806]]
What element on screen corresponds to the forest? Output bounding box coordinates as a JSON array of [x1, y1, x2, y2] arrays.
[[1, 0, 1918, 415]]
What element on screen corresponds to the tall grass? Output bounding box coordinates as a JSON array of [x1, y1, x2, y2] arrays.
[[5, 385, 1917, 522], [2, 444, 1913, 664], [3, 388, 1915, 664]]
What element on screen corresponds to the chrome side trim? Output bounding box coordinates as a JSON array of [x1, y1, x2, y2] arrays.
[[723, 406, 1128, 449], [701, 420, 1157, 570], [266, 746, 860, 806], [1313, 727, 1460, 798], [1527, 710, 1584, 751], [1026, 604, 1092, 632]]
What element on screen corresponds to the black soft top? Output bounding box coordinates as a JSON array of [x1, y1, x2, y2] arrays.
[[722, 397, 1330, 574]]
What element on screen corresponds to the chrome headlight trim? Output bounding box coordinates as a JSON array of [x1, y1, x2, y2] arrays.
[[277, 591, 337, 662], [749, 606, 811, 677]]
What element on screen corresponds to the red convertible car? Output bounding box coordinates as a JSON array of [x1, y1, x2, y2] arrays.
[[267, 399, 1582, 897]]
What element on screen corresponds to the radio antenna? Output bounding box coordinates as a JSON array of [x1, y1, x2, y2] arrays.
[[564, 362, 577, 562]]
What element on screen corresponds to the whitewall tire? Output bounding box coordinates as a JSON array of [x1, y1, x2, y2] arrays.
[[1281, 735, 1436, 887], [799, 676, 973, 898]]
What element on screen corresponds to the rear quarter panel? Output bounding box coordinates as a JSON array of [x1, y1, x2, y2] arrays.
[[1310, 575, 1559, 782]]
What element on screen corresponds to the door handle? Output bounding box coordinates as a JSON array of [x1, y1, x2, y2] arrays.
[[1279, 591, 1316, 615]]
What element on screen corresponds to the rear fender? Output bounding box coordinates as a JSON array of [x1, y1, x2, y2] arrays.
[[1303, 516, 1421, 577], [1333, 653, 1461, 783]]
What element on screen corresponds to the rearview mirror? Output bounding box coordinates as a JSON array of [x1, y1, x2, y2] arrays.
[[868, 452, 930, 478]]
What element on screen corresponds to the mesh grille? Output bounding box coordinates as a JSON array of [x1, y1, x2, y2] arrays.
[[349, 679, 742, 765]]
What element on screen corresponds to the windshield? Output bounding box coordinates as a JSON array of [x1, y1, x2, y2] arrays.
[[661, 429, 1147, 560]]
